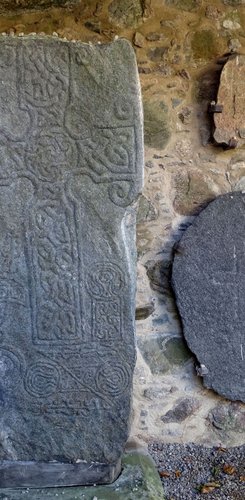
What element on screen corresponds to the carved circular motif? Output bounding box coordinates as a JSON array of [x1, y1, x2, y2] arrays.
[[95, 362, 130, 397], [25, 131, 77, 182], [114, 101, 133, 121], [108, 181, 136, 207], [0, 348, 22, 390], [25, 362, 60, 398], [86, 263, 125, 298]]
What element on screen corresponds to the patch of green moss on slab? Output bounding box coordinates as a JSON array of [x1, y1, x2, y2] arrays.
[[144, 100, 171, 150], [108, 0, 144, 27], [0, 452, 165, 500], [191, 30, 219, 60], [137, 195, 158, 223], [164, 337, 192, 365], [222, 0, 244, 5], [137, 334, 191, 375], [166, 0, 202, 11], [138, 335, 171, 374]]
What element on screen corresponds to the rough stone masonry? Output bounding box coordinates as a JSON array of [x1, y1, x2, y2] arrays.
[[0, 36, 143, 487]]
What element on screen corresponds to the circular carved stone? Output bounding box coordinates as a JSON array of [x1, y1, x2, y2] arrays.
[[25, 362, 60, 398], [0, 348, 22, 391], [172, 192, 245, 402], [96, 361, 130, 397]]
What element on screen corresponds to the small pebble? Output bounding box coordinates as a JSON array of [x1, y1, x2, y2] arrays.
[[223, 20, 241, 30], [133, 32, 145, 48], [146, 32, 161, 41]]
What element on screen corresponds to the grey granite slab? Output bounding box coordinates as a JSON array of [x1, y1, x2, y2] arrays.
[[0, 35, 143, 487], [172, 192, 245, 402]]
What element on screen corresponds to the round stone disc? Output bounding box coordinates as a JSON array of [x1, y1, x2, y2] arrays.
[[172, 192, 245, 402]]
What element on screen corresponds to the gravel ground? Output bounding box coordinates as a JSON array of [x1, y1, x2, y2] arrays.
[[148, 443, 245, 500]]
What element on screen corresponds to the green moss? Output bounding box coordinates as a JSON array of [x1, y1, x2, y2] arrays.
[[144, 100, 171, 150], [222, 0, 244, 5], [0, 452, 165, 500], [164, 337, 192, 365], [137, 335, 171, 375], [191, 30, 218, 60], [137, 195, 158, 224], [166, 0, 201, 11], [137, 335, 191, 375], [108, 0, 144, 27]]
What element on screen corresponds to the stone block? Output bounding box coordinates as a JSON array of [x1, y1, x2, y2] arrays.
[[0, 36, 143, 487], [213, 55, 245, 148], [172, 192, 245, 402], [0, 452, 165, 500]]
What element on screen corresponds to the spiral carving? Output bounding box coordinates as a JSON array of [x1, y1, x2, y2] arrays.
[[25, 362, 60, 398], [108, 181, 136, 207], [0, 349, 22, 390], [95, 362, 130, 397], [114, 101, 133, 121]]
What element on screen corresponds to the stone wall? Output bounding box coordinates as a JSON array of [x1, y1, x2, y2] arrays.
[[0, 0, 244, 448], [0, 1, 79, 13]]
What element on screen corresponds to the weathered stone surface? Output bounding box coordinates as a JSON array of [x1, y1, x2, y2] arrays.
[[137, 334, 191, 374], [191, 30, 219, 60], [0, 0, 243, 456], [161, 397, 200, 423], [208, 403, 245, 434], [108, 0, 144, 27], [135, 302, 155, 320], [143, 100, 171, 150], [172, 170, 217, 216], [0, 452, 165, 499], [222, 0, 245, 5], [213, 55, 245, 147], [0, 0, 78, 11], [146, 259, 172, 295], [137, 195, 158, 223], [133, 32, 145, 48], [205, 6, 223, 19], [172, 192, 245, 402], [165, 0, 202, 10], [0, 36, 143, 486]]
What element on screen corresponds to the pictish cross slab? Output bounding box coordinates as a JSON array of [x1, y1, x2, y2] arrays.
[[0, 36, 143, 488]]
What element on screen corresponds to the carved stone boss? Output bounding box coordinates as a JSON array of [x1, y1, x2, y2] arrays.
[[0, 37, 143, 487]]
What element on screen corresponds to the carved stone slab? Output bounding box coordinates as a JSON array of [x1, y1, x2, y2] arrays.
[[172, 192, 245, 403], [0, 36, 143, 487], [213, 55, 245, 147]]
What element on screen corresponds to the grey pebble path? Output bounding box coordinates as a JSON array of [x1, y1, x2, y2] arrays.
[[149, 443, 245, 500]]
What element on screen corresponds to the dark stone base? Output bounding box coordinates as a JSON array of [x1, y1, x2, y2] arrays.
[[0, 459, 121, 488], [0, 452, 165, 499]]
